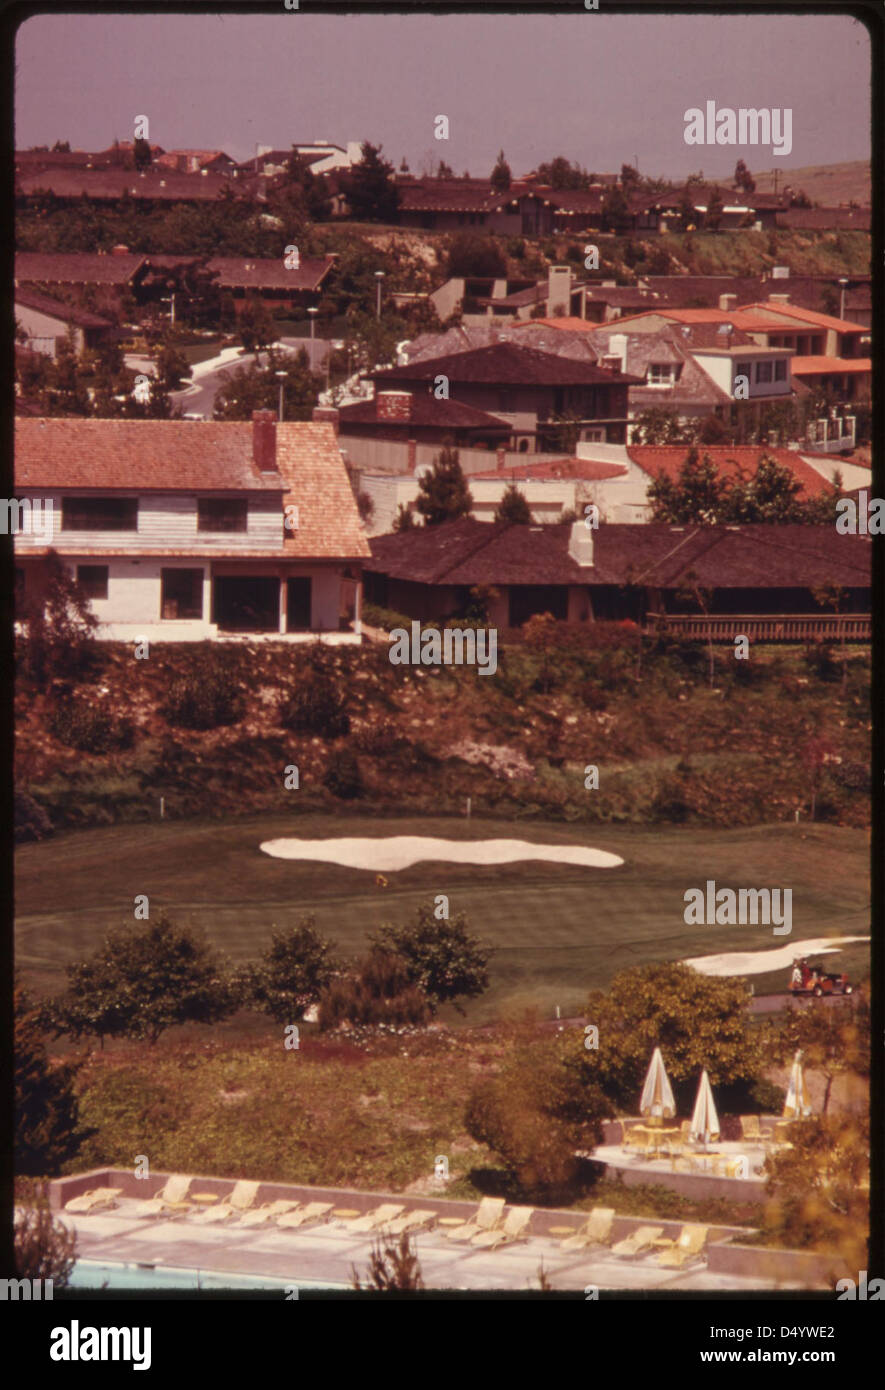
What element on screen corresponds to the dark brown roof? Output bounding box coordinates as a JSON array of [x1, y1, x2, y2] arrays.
[[205, 256, 336, 293], [338, 397, 510, 431], [14, 287, 113, 329], [16, 252, 148, 286], [16, 167, 236, 202], [398, 177, 547, 214], [373, 342, 642, 388], [367, 518, 871, 590], [775, 207, 871, 231]]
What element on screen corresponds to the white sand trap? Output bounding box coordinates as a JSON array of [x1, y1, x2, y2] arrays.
[[260, 835, 623, 872], [683, 936, 870, 978]]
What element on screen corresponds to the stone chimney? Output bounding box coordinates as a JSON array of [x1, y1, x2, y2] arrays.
[[312, 405, 339, 435], [407, 440, 417, 472], [568, 519, 594, 567], [252, 409, 278, 472], [719, 293, 737, 311], [606, 333, 628, 374], [496, 446, 507, 473], [375, 390, 412, 422], [547, 265, 571, 317]]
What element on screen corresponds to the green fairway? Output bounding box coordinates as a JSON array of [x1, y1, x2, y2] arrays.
[[16, 815, 870, 1022]]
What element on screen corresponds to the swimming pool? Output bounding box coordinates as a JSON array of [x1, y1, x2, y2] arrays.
[[70, 1260, 344, 1292]]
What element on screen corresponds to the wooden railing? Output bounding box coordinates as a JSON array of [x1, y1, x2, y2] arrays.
[[650, 613, 871, 643]]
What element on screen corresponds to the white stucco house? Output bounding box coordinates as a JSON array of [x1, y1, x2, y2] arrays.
[[14, 412, 370, 642]]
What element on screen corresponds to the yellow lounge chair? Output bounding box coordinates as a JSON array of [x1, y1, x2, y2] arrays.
[[64, 1186, 123, 1214], [385, 1209, 437, 1236], [189, 1179, 261, 1224], [277, 1201, 334, 1230], [344, 1203, 406, 1233], [132, 1174, 193, 1217], [740, 1115, 762, 1142], [611, 1224, 665, 1258], [472, 1205, 534, 1249], [236, 1200, 300, 1228], [560, 1206, 615, 1252], [443, 1196, 506, 1242], [656, 1224, 708, 1268]]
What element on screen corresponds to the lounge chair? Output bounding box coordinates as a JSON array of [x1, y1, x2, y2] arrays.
[[132, 1174, 193, 1217], [655, 1224, 708, 1268], [740, 1114, 762, 1142], [385, 1209, 438, 1237], [559, 1206, 615, 1252], [277, 1202, 334, 1230], [472, 1205, 534, 1249], [189, 1179, 261, 1224], [236, 1200, 300, 1228], [343, 1203, 405, 1234], [443, 1196, 506, 1242], [611, 1224, 665, 1258], [64, 1186, 123, 1214]]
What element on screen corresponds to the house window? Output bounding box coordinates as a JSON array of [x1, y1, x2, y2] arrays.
[[736, 361, 753, 384], [161, 568, 203, 620], [197, 498, 248, 532], [755, 361, 773, 383], [62, 497, 138, 531], [76, 565, 109, 601], [646, 363, 673, 385], [774, 359, 787, 381]]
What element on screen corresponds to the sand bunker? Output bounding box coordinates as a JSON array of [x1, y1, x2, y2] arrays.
[[260, 836, 623, 872], [683, 936, 870, 978]]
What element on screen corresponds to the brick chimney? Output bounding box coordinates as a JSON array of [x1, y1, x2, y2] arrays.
[[111, 244, 130, 256], [312, 405, 339, 435], [252, 409, 278, 472], [376, 390, 412, 422]]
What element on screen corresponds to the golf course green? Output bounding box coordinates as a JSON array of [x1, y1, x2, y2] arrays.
[[16, 814, 870, 1022]]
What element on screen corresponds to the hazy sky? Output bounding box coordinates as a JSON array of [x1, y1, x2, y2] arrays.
[[15, 11, 871, 177]]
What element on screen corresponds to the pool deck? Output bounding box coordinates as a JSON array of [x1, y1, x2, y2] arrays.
[[49, 1171, 835, 1293]]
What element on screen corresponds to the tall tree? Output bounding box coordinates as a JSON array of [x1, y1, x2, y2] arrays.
[[490, 150, 512, 192], [600, 184, 631, 234], [372, 902, 492, 1013], [346, 142, 400, 223], [734, 159, 756, 194], [15, 985, 92, 1175], [415, 444, 473, 525], [705, 185, 724, 232], [494, 483, 532, 526]]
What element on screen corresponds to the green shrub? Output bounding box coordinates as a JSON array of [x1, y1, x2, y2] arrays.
[[161, 662, 245, 730], [47, 699, 134, 753], [318, 948, 430, 1030], [361, 603, 413, 632], [280, 647, 350, 738], [14, 790, 53, 843], [323, 750, 363, 799]]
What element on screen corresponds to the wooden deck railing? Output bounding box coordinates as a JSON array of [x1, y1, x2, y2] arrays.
[[650, 613, 871, 643]]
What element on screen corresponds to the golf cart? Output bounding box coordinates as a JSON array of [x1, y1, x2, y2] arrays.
[[789, 957, 853, 998]]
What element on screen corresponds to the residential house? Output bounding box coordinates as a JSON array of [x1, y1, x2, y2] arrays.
[[338, 390, 511, 451], [204, 256, 337, 314], [155, 149, 238, 175], [365, 517, 870, 633], [14, 414, 370, 642], [396, 177, 556, 235], [14, 288, 115, 357], [775, 207, 871, 232], [16, 166, 242, 205], [369, 342, 642, 451]]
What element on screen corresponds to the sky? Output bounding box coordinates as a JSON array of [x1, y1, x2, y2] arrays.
[[15, 10, 871, 178]]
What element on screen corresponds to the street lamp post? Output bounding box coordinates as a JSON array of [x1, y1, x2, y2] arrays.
[[307, 306, 318, 342], [375, 270, 385, 320], [275, 370, 287, 422], [838, 278, 849, 322]]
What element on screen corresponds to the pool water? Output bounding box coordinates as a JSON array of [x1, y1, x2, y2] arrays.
[[70, 1260, 342, 1292]]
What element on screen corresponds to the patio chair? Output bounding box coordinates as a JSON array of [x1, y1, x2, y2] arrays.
[[189, 1179, 261, 1224], [559, 1207, 616, 1252], [472, 1205, 534, 1249], [235, 1200, 300, 1228], [443, 1196, 506, 1242], [739, 1114, 762, 1142], [344, 1203, 405, 1234], [385, 1209, 438, 1237], [621, 1121, 644, 1149], [655, 1224, 708, 1268], [132, 1174, 194, 1218], [611, 1224, 665, 1258], [277, 1202, 334, 1230], [64, 1186, 123, 1215]]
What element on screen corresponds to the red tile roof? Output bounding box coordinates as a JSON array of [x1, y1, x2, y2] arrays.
[[470, 457, 628, 482], [205, 256, 336, 293], [628, 446, 836, 499], [373, 342, 642, 387], [367, 518, 870, 590], [14, 287, 113, 329], [738, 301, 869, 334], [789, 357, 872, 375], [16, 251, 148, 286]]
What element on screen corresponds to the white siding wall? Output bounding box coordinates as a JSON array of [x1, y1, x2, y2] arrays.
[[14, 491, 285, 552]]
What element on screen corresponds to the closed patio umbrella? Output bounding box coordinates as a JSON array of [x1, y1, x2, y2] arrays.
[[690, 1070, 720, 1150], [783, 1049, 812, 1119], [639, 1046, 676, 1122]]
